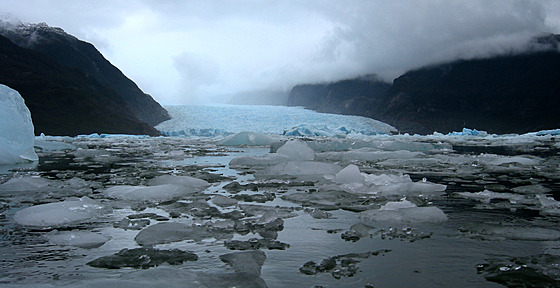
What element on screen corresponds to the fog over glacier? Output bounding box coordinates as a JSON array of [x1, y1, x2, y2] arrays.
[[1, 0, 560, 103]]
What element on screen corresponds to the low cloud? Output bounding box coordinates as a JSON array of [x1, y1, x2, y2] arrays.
[[1, 0, 559, 104]]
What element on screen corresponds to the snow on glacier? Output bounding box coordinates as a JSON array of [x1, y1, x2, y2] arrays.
[[0, 84, 38, 164], [156, 104, 397, 137]]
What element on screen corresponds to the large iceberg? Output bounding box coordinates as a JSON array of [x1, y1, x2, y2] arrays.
[[0, 84, 38, 164]]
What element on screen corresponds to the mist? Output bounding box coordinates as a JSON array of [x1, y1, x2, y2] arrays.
[[1, 0, 559, 104]]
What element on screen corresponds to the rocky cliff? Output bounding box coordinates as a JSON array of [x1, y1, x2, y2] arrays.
[[0, 20, 169, 136]]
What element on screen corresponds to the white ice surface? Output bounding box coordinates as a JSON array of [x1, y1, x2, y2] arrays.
[[147, 175, 210, 189], [360, 200, 448, 223], [156, 104, 396, 137], [0, 85, 38, 164], [14, 196, 105, 228], [45, 230, 110, 248], [276, 139, 315, 160], [104, 184, 197, 203]]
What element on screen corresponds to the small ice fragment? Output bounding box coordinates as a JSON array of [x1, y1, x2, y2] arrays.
[[360, 200, 447, 223], [263, 161, 342, 176], [0, 175, 55, 192], [45, 230, 110, 248], [512, 184, 551, 194]]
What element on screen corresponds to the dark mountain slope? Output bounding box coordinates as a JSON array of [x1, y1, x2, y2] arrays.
[[288, 75, 391, 117], [0, 22, 169, 127], [0, 34, 160, 136], [288, 36, 560, 135], [377, 51, 560, 134]]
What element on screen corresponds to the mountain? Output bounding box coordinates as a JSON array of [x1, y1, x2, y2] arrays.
[[288, 75, 391, 117], [287, 35, 560, 135], [0, 20, 169, 136]]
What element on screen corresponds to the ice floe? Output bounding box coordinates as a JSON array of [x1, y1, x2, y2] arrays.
[[44, 230, 110, 248], [14, 196, 105, 228], [359, 199, 448, 224]]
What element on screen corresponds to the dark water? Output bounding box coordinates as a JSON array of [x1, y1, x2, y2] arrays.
[[1, 134, 559, 287]]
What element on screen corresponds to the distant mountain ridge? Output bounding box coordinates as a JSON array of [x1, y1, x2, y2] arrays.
[[0, 20, 169, 136], [288, 34, 560, 135]]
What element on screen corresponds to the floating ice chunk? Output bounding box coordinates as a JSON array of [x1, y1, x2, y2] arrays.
[[135, 222, 230, 246], [361, 140, 450, 152], [480, 155, 542, 166], [99, 268, 267, 288], [220, 250, 267, 276], [256, 210, 279, 225], [263, 161, 342, 177], [365, 173, 410, 186], [406, 181, 447, 195], [147, 175, 210, 190], [72, 148, 119, 163], [45, 230, 110, 248], [14, 196, 104, 228], [0, 85, 38, 164], [537, 195, 560, 216], [360, 200, 447, 223], [376, 157, 444, 167], [104, 184, 196, 203], [463, 224, 560, 241], [276, 139, 314, 160], [456, 190, 536, 205], [0, 175, 56, 192], [335, 165, 365, 184], [363, 173, 446, 197], [317, 149, 424, 162], [512, 184, 551, 194], [34, 139, 76, 151], [229, 154, 292, 168], [379, 199, 417, 210], [218, 132, 276, 146], [447, 128, 488, 137], [211, 195, 238, 207]]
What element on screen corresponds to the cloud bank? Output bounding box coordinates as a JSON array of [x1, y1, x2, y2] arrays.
[[1, 0, 559, 104]]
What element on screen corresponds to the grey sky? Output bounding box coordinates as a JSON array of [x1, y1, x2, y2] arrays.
[[1, 0, 559, 104]]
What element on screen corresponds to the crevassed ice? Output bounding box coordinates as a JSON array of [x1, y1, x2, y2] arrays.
[[156, 104, 396, 137]]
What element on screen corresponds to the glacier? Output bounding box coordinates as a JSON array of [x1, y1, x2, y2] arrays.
[[156, 104, 397, 137], [0, 84, 38, 164]]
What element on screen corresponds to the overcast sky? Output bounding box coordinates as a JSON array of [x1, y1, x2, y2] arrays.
[[1, 0, 559, 104]]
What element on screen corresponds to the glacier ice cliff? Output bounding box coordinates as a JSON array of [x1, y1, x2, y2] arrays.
[[0, 84, 38, 164]]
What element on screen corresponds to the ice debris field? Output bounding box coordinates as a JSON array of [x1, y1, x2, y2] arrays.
[[1, 104, 560, 287]]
